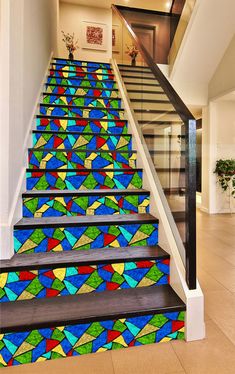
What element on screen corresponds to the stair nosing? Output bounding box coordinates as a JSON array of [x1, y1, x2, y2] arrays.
[[45, 83, 118, 91], [118, 64, 151, 69], [127, 89, 164, 94], [22, 188, 149, 198], [0, 285, 185, 333], [14, 213, 159, 229], [138, 120, 182, 124], [26, 167, 142, 172], [36, 115, 127, 122], [0, 245, 167, 272], [49, 68, 115, 77], [51, 62, 113, 69], [47, 77, 116, 83], [130, 99, 170, 104], [124, 82, 160, 87], [32, 130, 131, 137], [40, 103, 124, 111], [53, 57, 112, 65], [42, 92, 120, 100]]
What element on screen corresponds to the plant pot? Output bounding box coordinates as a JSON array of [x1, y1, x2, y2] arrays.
[[69, 52, 74, 60], [131, 57, 136, 67]]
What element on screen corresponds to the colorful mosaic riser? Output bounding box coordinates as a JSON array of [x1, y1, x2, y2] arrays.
[[43, 95, 121, 109], [22, 194, 149, 218], [49, 70, 114, 80], [39, 105, 125, 120], [45, 85, 119, 98], [53, 59, 111, 69], [26, 170, 143, 191], [32, 133, 131, 151], [0, 259, 169, 302], [51, 64, 113, 75], [36, 118, 128, 134], [47, 76, 117, 89], [0, 312, 185, 367], [14, 223, 158, 254], [28, 150, 136, 170]]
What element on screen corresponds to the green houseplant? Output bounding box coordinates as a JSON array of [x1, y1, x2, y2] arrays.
[[214, 159, 235, 197]]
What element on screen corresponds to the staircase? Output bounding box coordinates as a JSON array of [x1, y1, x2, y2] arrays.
[[0, 58, 185, 367]]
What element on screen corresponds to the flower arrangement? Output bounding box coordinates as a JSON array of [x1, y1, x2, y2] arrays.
[[214, 159, 235, 197], [61, 31, 79, 60], [125, 44, 139, 66]]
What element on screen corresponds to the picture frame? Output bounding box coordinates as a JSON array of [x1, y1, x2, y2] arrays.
[[112, 24, 121, 53], [81, 21, 107, 51]]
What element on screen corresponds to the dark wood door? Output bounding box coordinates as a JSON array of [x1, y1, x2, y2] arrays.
[[132, 24, 155, 59]]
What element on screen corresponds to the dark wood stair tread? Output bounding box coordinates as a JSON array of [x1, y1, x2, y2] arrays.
[[130, 99, 170, 104], [0, 285, 185, 333], [138, 120, 182, 124], [47, 76, 116, 83], [123, 82, 160, 87], [36, 115, 127, 122], [45, 83, 118, 91], [14, 213, 159, 229], [26, 167, 142, 172], [53, 57, 111, 66], [29, 148, 134, 154], [134, 109, 177, 114], [43, 93, 120, 100], [122, 75, 156, 80], [22, 188, 149, 198], [127, 89, 164, 94], [32, 130, 131, 137], [118, 64, 151, 69], [0, 245, 168, 272], [40, 103, 124, 111], [172, 211, 186, 222], [50, 68, 114, 77]]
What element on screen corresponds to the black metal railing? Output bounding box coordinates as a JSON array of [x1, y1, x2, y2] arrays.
[[112, 5, 196, 289]]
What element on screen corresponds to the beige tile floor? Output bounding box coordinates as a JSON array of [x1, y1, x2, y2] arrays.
[[4, 210, 235, 374]]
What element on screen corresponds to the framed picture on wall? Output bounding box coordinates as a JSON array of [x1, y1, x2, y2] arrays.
[[81, 21, 107, 51], [112, 24, 121, 53]]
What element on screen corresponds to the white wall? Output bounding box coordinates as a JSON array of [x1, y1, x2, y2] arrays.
[[169, 0, 235, 107], [202, 101, 235, 214], [59, 2, 112, 62], [0, 0, 59, 259], [209, 35, 235, 100], [201, 34, 235, 214]]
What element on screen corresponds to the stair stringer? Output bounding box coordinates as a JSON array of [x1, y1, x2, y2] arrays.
[[0, 51, 54, 260], [112, 58, 205, 342]]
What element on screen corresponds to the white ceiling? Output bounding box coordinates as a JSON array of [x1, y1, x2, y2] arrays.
[[216, 91, 235, 102], [170, 0, 235, 106], [60, 0, 173, 12]]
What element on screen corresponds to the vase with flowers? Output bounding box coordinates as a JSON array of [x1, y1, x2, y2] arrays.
[[126, 44, 139, 66], [61, 31, 79, 60]]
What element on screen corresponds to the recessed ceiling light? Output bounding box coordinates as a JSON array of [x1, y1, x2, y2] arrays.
[[166, 1, 171, 8]]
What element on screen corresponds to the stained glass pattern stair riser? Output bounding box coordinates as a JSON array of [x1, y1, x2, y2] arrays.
[[36, 118, 128, 134], [22, 193, 149, 218], [0, 258, 169, 302], [0, 311, 185, 367], [32, 132, 131, 151], [14, 223, 159, 254]]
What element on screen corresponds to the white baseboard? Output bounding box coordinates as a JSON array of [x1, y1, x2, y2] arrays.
[[0, 51, 53, 260]]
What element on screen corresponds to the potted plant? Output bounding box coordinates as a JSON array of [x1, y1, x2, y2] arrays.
[[126, 44, 139, 66], [61, 31, 79, 60], [214, 159, 235, 198]]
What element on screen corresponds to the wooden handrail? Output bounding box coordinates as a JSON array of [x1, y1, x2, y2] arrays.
[[112, 4, 195, 123]]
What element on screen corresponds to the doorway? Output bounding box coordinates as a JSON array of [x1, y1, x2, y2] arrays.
[[131, 23, 156, 59]]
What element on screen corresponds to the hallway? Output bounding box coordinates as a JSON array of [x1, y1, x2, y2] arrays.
[[4, 210, 235, 374]]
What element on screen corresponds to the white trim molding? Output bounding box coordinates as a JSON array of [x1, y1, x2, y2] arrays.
[[0, 52, 53, 260]]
